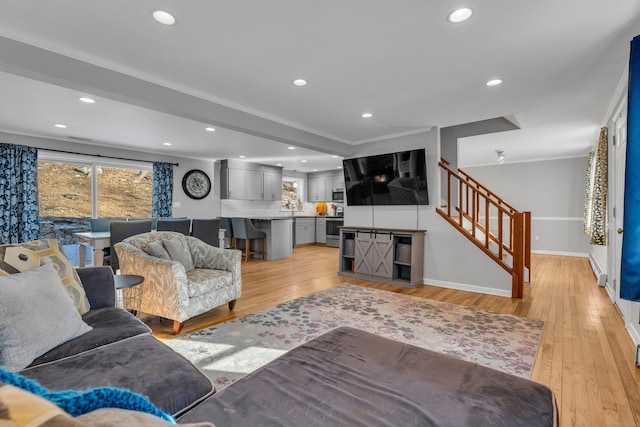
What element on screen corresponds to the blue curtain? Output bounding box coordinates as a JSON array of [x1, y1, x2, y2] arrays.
[[0, 143, 40, 243], [152, 162, 173, 218], [621, 35, 640, 301]]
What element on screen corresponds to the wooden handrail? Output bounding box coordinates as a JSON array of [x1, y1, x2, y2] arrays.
[[437, 158, 530, 298]]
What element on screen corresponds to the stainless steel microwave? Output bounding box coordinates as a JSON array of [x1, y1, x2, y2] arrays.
[[332, 188, 344, 202]]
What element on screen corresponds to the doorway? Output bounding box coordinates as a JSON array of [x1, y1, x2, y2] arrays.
[[611, 102, 627, 307]]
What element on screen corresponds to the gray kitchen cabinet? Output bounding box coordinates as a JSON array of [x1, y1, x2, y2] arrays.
[[308, 178, 324, 202], [295, 218, 316, 245], [263, 172, 281, 201], [220, 159, 282, 201], [225, 168, 246, 200], [245, 170, 263, 200], [316, 217, 327, 243], [308, 170, 344, 202]]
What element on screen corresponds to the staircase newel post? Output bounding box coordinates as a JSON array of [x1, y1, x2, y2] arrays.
[[512, 212, 524, 298], [524, 211, 532, 273]]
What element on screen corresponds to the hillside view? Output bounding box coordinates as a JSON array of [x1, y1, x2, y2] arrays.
[[38, 162, 153, 219]]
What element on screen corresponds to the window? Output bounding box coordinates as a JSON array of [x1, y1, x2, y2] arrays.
[[38, 161, 92, 218], [38, 159, 153, 219], [282, 177, 304, 210], [97, 166, 153, 218]]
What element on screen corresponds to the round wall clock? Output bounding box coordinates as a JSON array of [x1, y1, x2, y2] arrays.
[[182, 169, 211, 200]]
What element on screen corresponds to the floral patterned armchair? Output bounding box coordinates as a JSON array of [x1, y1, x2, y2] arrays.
[[114, 231, 242, 334]]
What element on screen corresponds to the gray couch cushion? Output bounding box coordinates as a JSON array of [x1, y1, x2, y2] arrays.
[[0, 265, 93, 371], [28, 307, 151, 367], [180, 327, 556, 427], [20, 335, 214, 417], [145, 241, 171, 260]]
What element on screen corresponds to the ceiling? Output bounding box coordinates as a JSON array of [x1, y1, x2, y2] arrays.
[[0, 1, 638, 171]]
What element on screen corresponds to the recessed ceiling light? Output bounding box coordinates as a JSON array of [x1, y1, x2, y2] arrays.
[[152, 10, 176, 25], [361, 112, 373, 118], [486, 79, 503, 87], [337, 166, 343, 169], [239, 155, 246, 159], [205, 127, 216, 132], [448, 7, 473, 23], [163, 142, 172, 146], [292, 79, 308, 87], [54, 124, 67, 128], [301, 160, 308, 163], [276, 163, 283, 166], [313, 169, 318, 171], [288, 146, 296, 150], [331, 155, 339, 158], [78, 97, 95, 104]]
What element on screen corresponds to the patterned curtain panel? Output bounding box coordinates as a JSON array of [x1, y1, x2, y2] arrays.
[[152, 162, 173, 218], [622, 34, 640, 301], [583, 151, 594, 235], [589, 127, 608, 245], [0, 143, 40, 243]]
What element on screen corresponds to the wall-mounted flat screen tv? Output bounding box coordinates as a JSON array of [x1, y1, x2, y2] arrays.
[[342, 148, 428, 206]]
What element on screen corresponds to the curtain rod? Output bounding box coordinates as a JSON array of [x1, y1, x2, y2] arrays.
[[37, 147, 179, 167]]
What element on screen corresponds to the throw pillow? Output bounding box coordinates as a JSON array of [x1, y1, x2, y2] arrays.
[[144, 241, 171, 261], [163, 238, 195, 272], [0, 239, 90, 314], [0, 264, 93, 371]]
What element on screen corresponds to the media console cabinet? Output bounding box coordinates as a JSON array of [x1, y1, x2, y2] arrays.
[[338, 226, 425, 288]]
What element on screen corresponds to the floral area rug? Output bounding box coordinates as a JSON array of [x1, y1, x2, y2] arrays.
[[166, 284, 544, 390]]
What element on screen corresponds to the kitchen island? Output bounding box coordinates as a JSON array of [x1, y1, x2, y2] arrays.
[[250, 217, 294, 260]]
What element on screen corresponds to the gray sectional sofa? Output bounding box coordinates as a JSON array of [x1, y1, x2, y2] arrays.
[[17, 266, 214, 417], [5, 262, 557, 426]]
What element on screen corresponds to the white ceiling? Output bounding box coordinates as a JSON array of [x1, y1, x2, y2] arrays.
[[0, 1, 638, 171]]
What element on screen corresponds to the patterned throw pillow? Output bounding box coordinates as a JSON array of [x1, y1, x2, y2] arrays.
[[0, 239, 90, 314]]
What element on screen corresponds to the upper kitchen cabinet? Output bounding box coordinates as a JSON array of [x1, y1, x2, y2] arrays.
[[220, 159, 282, 201], [307, 170, 344, 202], [263, 172, 282, 201]]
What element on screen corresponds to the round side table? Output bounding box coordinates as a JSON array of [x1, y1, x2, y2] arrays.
[[114, 274, 144, 314]]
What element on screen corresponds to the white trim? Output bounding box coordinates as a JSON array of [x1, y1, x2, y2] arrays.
[[477, 216, 582, 221], [423, 278, 511, 298], [461, 154, 588, 168], [603, 63, 630, 124], [588, 253, 607, 286], [626, 321, 640, 349], [531, 217, 583, 222], [531, 249, 588, 257]]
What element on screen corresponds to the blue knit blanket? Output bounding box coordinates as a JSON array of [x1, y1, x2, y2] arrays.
[[0, 367, 174, 423]]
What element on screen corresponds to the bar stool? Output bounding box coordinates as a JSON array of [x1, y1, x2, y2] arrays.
[[219, 217, 234, 249], [231, 218, 266, 262]]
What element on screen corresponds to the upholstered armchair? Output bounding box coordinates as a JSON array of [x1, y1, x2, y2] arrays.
[[114, 231, 242, 334]]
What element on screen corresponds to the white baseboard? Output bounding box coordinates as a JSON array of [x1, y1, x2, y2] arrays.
[[588, 253, 608, 286], [424, 278, 511, 298], [626, 321, 640, 350], [531, 250, 588, 257]]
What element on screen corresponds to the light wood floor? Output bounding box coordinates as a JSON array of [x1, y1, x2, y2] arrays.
[[146, 245, 640, 427]]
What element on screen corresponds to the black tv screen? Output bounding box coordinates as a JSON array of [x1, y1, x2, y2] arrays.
[[342, 149, 429, 206]]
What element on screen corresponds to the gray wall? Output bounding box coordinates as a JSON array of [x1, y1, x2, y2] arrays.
[[464, 157, 591, 255], [344, 128, 513, 296]]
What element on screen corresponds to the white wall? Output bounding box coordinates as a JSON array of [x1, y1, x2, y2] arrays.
[[345, 128, 513, 297], [464, 157, 591, 256]]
